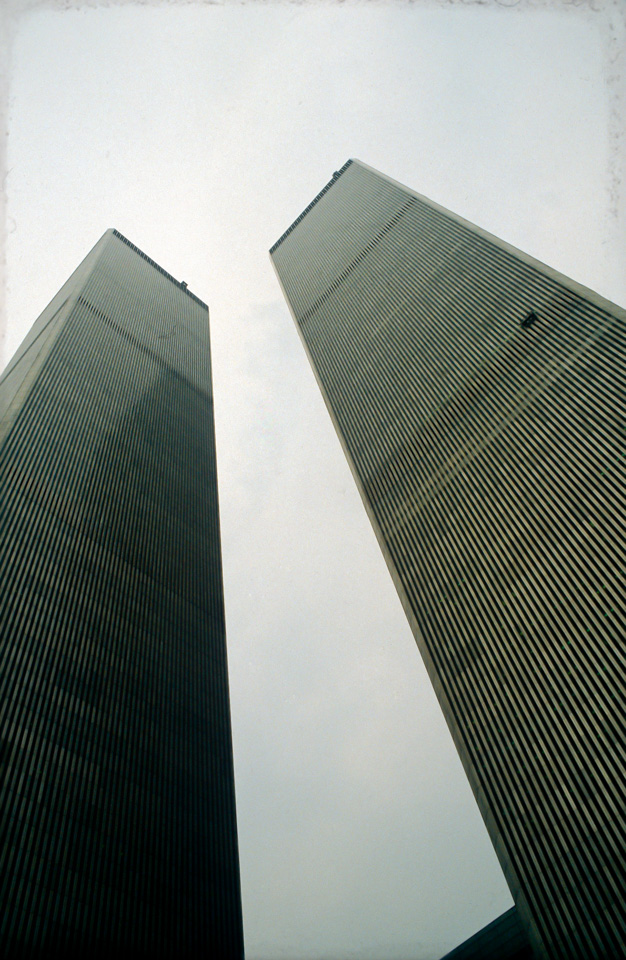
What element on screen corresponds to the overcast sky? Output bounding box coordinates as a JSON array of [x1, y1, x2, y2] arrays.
[[2, 1, 625, 958]]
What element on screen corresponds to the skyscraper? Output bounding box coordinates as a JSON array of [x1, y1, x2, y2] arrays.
[[271, 160, 626, 960], [0, 230, 244, 959]]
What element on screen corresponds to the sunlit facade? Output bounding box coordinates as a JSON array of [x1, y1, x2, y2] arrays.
[[271, 159, 626, 960]]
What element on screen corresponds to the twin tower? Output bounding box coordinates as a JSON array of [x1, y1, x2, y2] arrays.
[[1, 161, 624, 959]]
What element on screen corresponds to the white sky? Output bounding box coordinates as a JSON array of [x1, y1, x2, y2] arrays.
[[2, 1, 625, 958]]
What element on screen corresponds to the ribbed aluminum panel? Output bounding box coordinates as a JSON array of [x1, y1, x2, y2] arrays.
[[271, 160, 626, 960], [0, 230, 244, 959]]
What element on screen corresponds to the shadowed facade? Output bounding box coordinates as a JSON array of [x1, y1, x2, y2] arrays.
[[0, 231, 244, 959], [441, 907, 532, 960], [271, 159, 626, 960]]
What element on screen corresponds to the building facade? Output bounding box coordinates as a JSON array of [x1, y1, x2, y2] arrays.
[[0, 231, 244, 959], [271, 160, 626, 960], [440, 907, 532, 960]]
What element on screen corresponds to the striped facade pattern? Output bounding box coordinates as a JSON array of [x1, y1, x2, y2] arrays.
[[0, 231, 244, 959], [271, 160, 626, 960]]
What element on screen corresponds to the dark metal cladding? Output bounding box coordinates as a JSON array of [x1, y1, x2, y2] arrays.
[[440, 907, 533, 960], [0, 230, 244, 959], [271, 160, 626, 960]]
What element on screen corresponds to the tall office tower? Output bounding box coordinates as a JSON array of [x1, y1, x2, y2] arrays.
[[271, 160, 626, 960], [0, 231, 244, 959]]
